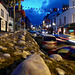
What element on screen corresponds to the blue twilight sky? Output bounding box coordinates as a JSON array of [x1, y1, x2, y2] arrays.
[[21, 0, 69, 26]]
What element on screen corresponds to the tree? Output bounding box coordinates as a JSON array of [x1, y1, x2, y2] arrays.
[[3, 0, 22, 32], [3, 0, 21, 11]]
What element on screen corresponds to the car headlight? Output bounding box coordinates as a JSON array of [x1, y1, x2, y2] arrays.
[[42, 31, 45, 34], [69, 40, 75, 43], [68, 37, 72, 38], [46, 32, 48, 33]]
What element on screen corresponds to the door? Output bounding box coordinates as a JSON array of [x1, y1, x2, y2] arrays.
[[0, 18, 2, 32], [5, 21, 7, 32]]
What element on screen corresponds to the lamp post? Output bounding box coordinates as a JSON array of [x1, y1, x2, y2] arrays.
[[13, 0, 15, 32]]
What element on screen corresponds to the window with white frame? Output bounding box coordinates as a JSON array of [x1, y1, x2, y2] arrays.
[[59, 19, 61, 25], [1, 9, 4, 17], [64, 16, 66, 24], [72, 1, 75, 7], [6, 14, 8, 21], [72, 14, 75, 22]]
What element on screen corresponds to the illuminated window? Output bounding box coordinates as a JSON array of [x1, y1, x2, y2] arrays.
[[69, 30, 74, 33]]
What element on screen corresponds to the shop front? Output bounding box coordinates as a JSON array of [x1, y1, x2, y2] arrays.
[[63, 23, 75, 35], [58, 26, 63, 34]]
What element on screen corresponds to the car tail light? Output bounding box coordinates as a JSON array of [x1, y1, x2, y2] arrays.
[[60, 37, 69, 40], [48, 51, 54, 55], [42, 42, 47, 44], [53, 42, 57, 45]]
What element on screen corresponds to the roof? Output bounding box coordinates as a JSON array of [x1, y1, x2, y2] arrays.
[[48, 12, 59, 19], [41, 33, 55, 37]]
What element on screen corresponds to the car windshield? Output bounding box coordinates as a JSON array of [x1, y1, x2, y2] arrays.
[[44, 37, 56, 41], [57, 48, 70, 56]]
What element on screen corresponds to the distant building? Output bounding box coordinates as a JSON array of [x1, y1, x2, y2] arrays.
[[56, 0, 75, 35], [25, 16, 32, 30], [62, 4, 69, 12], [43, 0, 75, 35], [48, 12, 59, 34], [43, 12, 59, 34]]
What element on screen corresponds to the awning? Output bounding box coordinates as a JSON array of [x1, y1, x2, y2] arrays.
[[58, 26, 63, 28], [63, 23, 75, 29], [63, 24, 69, 28], [68, 23, 75, 29]]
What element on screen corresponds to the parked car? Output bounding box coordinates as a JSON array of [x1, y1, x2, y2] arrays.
[[35, 33, 57, 49], [53, 34, 75, 45], [48, 46, 75, 61], [41, 30, 48, 34], [29, 31, 39, 37], [52, 34, 68, 43]]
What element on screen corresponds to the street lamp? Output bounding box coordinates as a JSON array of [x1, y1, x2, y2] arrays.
[[46, 25, 49, 28], [49, 24, 51, 27], [53, 23, 56, 26], [13, 0, 16, 32], [31, 25, 33, 30]]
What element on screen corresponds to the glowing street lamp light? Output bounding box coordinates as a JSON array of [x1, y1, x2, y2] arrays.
[[43, 21, 45, 29], [49, 24, 51, 27], [43, 21, 45, 23], [53, 23, 56, 26], [31, 25, 33, 29], [46, 25, 49, 28]]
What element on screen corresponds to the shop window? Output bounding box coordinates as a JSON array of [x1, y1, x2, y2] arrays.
[[69, 30, 74, 33], [59, 28, 61, 32], [1, 9, 4, 17]]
